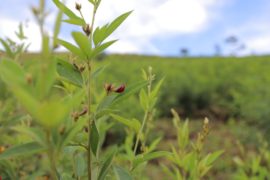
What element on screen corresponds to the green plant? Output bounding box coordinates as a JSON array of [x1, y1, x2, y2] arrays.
[[233, 136, 270, 180], [0, 0, 166, 179], [162, 109, 223, 180], [0, 0, 227, 179]]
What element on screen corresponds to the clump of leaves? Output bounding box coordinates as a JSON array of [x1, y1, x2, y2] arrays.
[[162, 109, 223, 180], [233, 136, 270, 180]]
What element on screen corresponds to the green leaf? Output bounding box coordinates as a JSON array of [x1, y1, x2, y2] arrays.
[[113, 166, 133, 180], [0, 59, 26, 85], [0, 142, 45, 160], [139, 89, 148, 110], [72, 31, 92, 57], [110, 114, 141, 133], [58, 116, 87, 150], [98, 149, 117, 180], [57, 39, 85, 59], [179, 120, 189, 149], [63, 18, 85, 26], [74, 153, 86, 177], [182, 152, 197, 172], [35, 58, 56, 99], [91, 40, 117, 58], [0, 38, 14, 58], [41, 35, 50, 58], [91, 65, 107, 80], [56, 58, 83, 87], [148, 137, 162, 153], [133, 151, 171, 170], [202, 150, 224, 166], [52, 0, 84, 25], [88, 0, 95, 5], [151, 78, 164, 99], [12, 126, 46, 147], [96, 95, 117, 112], [93, 11, 132, 46], [90, 121, 100, 156]]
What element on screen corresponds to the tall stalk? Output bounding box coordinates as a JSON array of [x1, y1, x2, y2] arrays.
[[133, 67, 154, 155], [46, 130, 58, 180], [86, 5, 97, 180]]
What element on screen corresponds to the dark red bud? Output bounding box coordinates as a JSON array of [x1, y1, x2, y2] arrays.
[[79, 107, 88, 116], [115, 84, 125, 93]]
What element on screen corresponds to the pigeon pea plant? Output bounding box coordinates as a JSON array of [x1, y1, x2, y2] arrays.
[[0, 0, 163, 179], [162, 109, 223, 180], [233, 137, 270, 179], [0, 0, 223, 179]]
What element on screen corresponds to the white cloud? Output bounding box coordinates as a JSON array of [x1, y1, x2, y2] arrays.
[[66, 0, 220, 54], [0, 0, 224, 54], [247, 35, 270, 54], [224, 20, 270, 56], [0, 17, 41, 52]]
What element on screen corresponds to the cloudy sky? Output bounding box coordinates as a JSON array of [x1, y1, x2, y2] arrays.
[[0, 0, 270, 56]]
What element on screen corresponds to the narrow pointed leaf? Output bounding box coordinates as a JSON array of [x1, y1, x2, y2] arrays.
[[57, 39, 85, 59], [0, 142, 45, 160], [90, 121, 100, 156], [72, 31, 92, 57], [98, 149, 117, 180], [56, 58, 83, 87], [113, 166, 133, 180]]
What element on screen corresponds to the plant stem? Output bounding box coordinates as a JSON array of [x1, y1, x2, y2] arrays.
[[133, 111, 148, 155], [86, 6, 97, 180], [46, 130, 58, 180], [87, 62, 92, 180], [133, 69, 153, 155]]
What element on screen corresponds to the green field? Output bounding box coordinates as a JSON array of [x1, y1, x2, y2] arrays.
[[2, 53, 270, 179]]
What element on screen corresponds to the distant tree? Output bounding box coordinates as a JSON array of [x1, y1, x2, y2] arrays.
[[180, 48, 189, 57], [225, 36, 238, 44], [224, 35, 246, 56]]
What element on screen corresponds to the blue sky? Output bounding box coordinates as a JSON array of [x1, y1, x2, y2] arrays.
[[0, 0, 270, 56]]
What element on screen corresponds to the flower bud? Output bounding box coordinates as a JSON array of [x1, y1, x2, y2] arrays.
[[75, 2, 82, 11], [104, 83, 114, 94], [115, 84, 125, 93], [84, 126, 89, 133], [79, 65, 85, 72], [31, 6, 39, 16], [79, 107, 88, 116], [83, 24, 91, 36]]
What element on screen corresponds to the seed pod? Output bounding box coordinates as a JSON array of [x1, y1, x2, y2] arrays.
[[104, 83, 115, 94], [83, 24, 91, 36], [72, 111, 79, 122], [79, 65, 85, 72], [31, 6, 39, 16], [84, 126, 89, 133], [75, 2, 81, 11], [59, 126, 66, 135], [115, 84, 125, 93], [79, 107, 88, 116]]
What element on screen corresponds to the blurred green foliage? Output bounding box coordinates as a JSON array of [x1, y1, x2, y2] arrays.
[[91, 55, 270, 131]]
